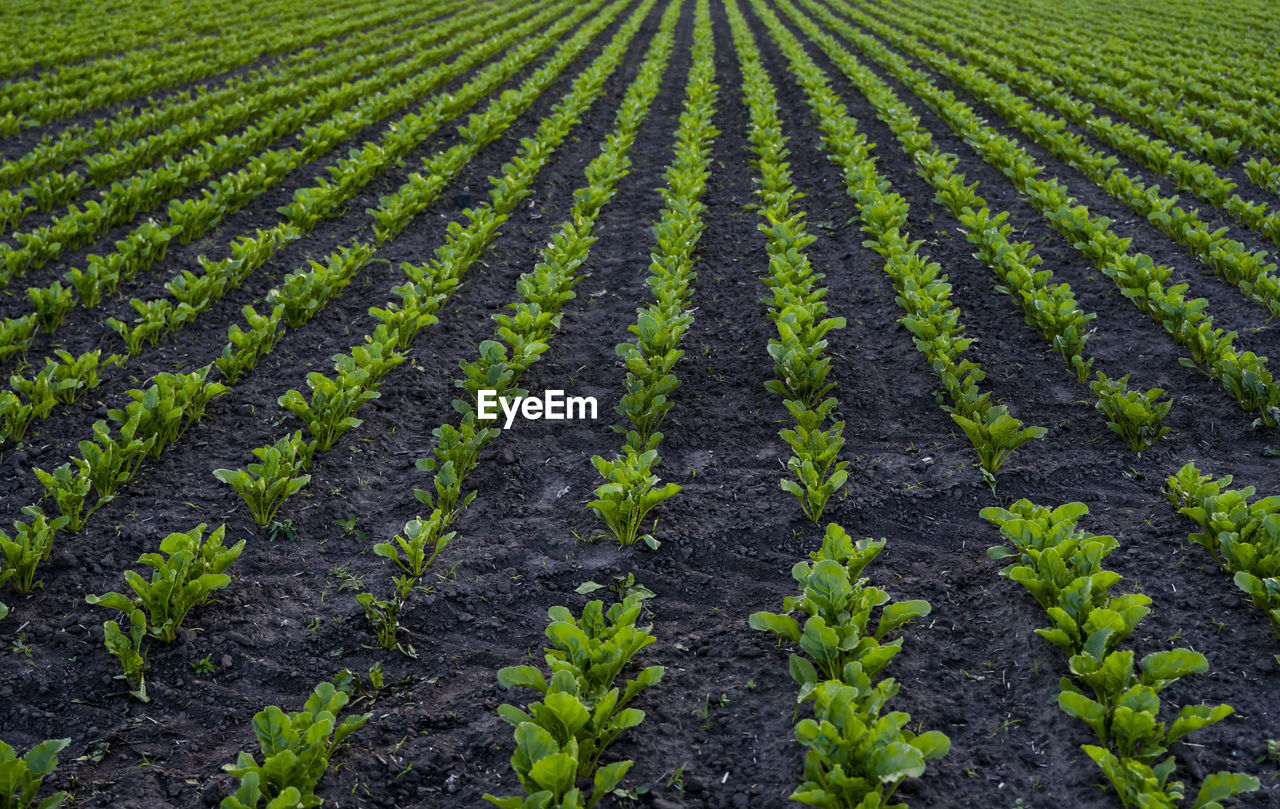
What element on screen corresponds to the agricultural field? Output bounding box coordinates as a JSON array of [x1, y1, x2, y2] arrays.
[[3, 0, 1280, 806]]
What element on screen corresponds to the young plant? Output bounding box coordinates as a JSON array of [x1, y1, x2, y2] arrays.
[[765, 307, 847, 410], [373, 511, 454, 578], [26, 282, 74, 333], [86, 523, 242, 642], [0, 392, 34, 443], [216, 305, 285, 385], [1091, 372, 1172, 451], [222, 677, 370, 808], [278, 370, 379, 452], [485, 590, 663, 808], [102, 607, 148, 702], [951, 404, 1046, 481], [78, 417, 152, 498], [0, 507, 69, 594], [214, 432, 313, 526], [356, 576, 415, 658], [415, 420, 495, 523], [749, 523, 931, 681], [32, 461, 99, 532], [779, 398, 849, 523], [587, 449, 680, 548], [8, 367, 65, 426], [0, 736, 71, 809]]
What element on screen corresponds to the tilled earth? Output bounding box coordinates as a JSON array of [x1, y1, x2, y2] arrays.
[[2, 1, 1279, 808]]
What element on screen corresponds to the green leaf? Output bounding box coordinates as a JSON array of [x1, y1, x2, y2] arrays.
[[36, 792, 70, 809], [749, 610, 801, 642], [591, 760, 633, 803], [1191, 771, 1261, 808], [1058, 690, 1106, 738], [23, 737, 71, 776], [1139, 649, 1208, 685], [788, 653, 818, 693], [497, 665, 548, 693], [909, 730, 950, 761], [1168, 703, 1233, 743], [528, 751, 577, 794], [875, 600, 931, 639], [870, 740, 927, 781]]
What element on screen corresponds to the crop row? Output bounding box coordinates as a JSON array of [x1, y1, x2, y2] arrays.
[[588, 0, 717, 548], [814, 0, 1280, 427], [0, 0, 429, 133], [0, 0, 577, 442], [0, 0, 468, 226], [786, 0, 1182, 456], [748, 0, 1046, 488], [0, 0, 544, 289], [221, 0, 669, 654], [0, 0, 618, 603], [849, 2, 1280, 318]]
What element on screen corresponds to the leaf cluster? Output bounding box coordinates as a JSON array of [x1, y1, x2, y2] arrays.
[[221, 679, 370, 808], [86, 523, 242, 643], [1166, 464, 1280, 639], [747, 522, 946, 808], [485, 591, 663, 809], [982, 500, 1258, 807]]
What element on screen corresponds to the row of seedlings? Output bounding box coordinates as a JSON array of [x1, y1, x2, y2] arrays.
[[862, 0, 1280, 247], [0, 0, 472, 228], [817, 0, 1280, 427], [750, 523, 948, 806], [0, 0, 460, 189], [485, 588, 664, 806], [981, 500, 1259, 807], [1165, 465, 1280, 642], [4, 0, 632, 620], [780, 0, 1171, 452], [741, 0, 1045, 490], [0, 0, 420, 133], [727, 0, 850, 523], [841, 2, 1280, 314], [0, 0, 549, 293], [218, 0, 676, 654], [587, 0, 718, 548], [0, 0, 587, 442], [2, 0, 619, 581], [1, 366, 230, 612], [918, 0, 1280, 166]]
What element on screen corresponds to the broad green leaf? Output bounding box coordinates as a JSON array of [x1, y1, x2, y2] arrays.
[[498, 666, 548, 693], [874, 600, 931, 639], [749, 610, 801, 642], [1191, 771, 1261, 808], [1140, 649, 1208, 685], [527, 751, 576, 794]]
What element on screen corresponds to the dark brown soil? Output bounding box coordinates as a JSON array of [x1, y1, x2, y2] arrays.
[[2, 2, 1279, 808]]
